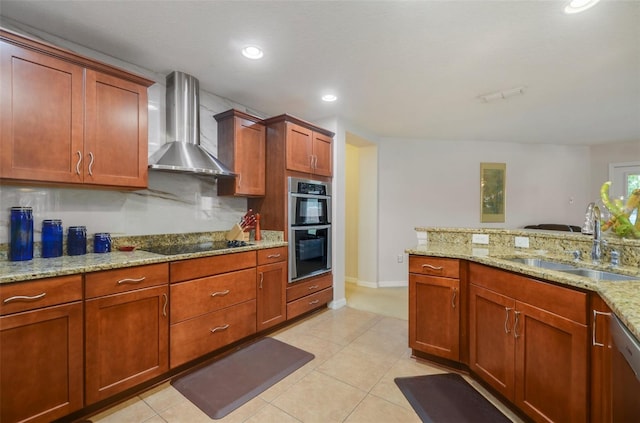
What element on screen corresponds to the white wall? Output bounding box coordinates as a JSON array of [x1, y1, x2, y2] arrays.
[[376, 139, 591, 285], [589, 140, 640, 198], [345, 144, 359, 282]]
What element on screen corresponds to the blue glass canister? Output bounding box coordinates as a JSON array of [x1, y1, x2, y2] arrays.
[[10, 207, 34, 261], [67, 226, 87, 256], [42, 219, 63, 258], [93, 233, 111, 253]]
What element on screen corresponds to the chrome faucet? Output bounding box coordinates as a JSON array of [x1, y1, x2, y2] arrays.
[[590, 204, 602, 263]]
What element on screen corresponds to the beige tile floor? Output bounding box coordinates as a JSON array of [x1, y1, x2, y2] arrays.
[[88, 284, 524, 423]]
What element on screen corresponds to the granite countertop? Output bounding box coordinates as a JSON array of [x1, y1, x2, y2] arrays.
[[0, 239, 288, 284], [406, 242, 640, 342]]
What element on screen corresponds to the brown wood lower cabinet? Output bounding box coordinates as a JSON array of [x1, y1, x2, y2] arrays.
[[469, 263, 588, 423], [256, 247, 287, 331], [0, 276, 84, 423], [409, 256, 460, 361], [590, 294, 612, 423], [85, 264, 169, 405], [286, 272, 333, 320]]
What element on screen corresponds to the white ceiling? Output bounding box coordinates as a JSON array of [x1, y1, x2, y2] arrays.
[[1, 0, 639, 146]]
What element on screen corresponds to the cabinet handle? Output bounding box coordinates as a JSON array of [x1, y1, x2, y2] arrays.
[[237, 173, 242, 188], [210, 324, 230, 333], [513, 311, 521, 339], [308, 285, 319, 290], [313, 155, 318, 169], [211, 289, 230, 297], [421, 264, 443, 271], [117, 277, 146, 285], [451, 288, 457, 309], [504, 307, 512, 334], [309, 155, 314, 169], [3, 293, 46, 304], [593, 310, 611, 347], [259, 273, 264, 289], [75, 151, 82, 175], [88, 152, 95, 176], [267, 254, 281, 258], [309, 299, 320, 305], [162, 293, 168, 317]]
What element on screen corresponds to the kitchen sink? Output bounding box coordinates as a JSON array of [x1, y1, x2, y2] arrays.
[[504, 257, 579, 271], [558, 268, 638, 282]]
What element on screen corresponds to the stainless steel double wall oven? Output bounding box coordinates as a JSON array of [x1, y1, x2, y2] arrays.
[[288, 177, 332, 282]]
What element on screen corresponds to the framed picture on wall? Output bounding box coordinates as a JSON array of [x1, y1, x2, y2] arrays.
[[480, 163, 506, 223]]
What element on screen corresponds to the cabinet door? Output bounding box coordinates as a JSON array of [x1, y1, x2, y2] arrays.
[[515, 301, 588, 423], [312, 131, 332, 177], [285, 122, 313, 174], [257, 261, 287, 331], [84, 69, 148, 188], [590, 295, 612, 423], [0, 302, 83, 423], [469, 284, 516, 400], [85, 285, 169, 404], [233, 116, 265, 195], [409, 274, 460, 360], [0, 41, 84, 183]]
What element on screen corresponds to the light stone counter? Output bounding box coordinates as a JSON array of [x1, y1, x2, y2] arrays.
[[0, 231, 286, 284], [408, 227, 640, 341]]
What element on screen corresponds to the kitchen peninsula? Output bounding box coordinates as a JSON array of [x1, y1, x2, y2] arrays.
[[407, 227, 640, 423]]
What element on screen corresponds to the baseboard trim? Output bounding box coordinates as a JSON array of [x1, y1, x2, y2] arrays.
[[379, 280, 408, 288]]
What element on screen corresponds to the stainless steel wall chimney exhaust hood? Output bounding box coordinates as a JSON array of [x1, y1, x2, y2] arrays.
[[148, 71, 235, 177]]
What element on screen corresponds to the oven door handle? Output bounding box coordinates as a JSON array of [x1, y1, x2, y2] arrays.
[[290, 193, 331, 200], [290, 224, 332, 231]]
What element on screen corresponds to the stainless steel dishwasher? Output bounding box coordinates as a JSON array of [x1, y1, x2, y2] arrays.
[[610, 314, 640, 421]]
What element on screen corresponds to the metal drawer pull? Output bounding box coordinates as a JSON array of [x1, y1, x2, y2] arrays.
[[162, 293, 168, 317], [309, 299, 320, 305], [514, 311, 521, 339], [267, 254, 281, 258], [259, 273, 264, 289], [421, 264, 443, 271], [117, 277, 146, 285], [592, 309, 611, 347], [3, 293, 46, 304], [308, 285, 319, 290], [88, 152, 95, 176], [75, 151, 82, 175], [451, 288, 457, 309], [504, 307, 512, 334], [211, 289, 230, 297], [210, 324, 230, 333]]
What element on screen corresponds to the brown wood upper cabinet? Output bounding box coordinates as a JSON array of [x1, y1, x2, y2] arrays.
[[285, 122, 333, 177], [0, 30, 153, 189], [215, 109, 266, 197]]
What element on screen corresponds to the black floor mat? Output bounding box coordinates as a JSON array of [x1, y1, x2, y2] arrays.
[[172, 337, 314, 419], [394, 373, 512, 423]]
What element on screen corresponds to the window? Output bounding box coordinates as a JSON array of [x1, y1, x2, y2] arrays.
[[609, 161, 640, 224]]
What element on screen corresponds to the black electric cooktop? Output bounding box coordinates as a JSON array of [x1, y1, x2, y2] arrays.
[[142, 240, 251, 256]]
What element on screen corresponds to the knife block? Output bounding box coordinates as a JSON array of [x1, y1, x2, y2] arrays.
[[225, 224, 249, 241]]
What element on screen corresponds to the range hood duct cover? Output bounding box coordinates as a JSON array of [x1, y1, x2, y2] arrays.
[[148, 71, 235, 177]]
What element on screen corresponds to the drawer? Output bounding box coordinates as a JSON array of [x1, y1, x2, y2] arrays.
[[85, 263, 168, 299], [0, 275, 83, 315], [170, 268, 256, 324], [170, 251, 256, 283], [287, 287, 333, 320], [170, 299, 256, 368], [409, 256, 459, 279], [257, 247, 287, 265], [287, 272, 333, 302]]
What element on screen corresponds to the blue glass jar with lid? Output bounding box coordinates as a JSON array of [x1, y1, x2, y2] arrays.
[[67, 226, 87, 256], [10, 207, 34, 261], [42, 219, 63, 258]]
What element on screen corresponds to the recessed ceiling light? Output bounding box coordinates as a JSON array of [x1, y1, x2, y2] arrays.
[[564, 0, 601, 14], [322, 94, 337, 102], [241, 45, 263, 60]]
